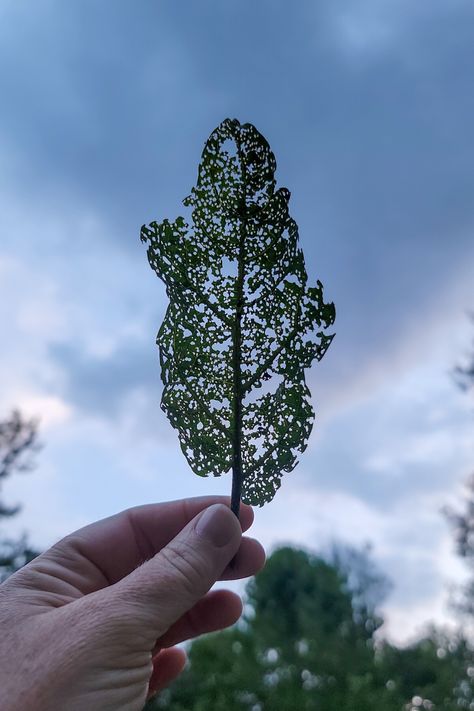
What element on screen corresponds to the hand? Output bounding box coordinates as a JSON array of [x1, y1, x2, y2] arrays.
[[0, 496, 265, 711]]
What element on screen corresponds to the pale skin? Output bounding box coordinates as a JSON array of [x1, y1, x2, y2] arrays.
[[0, 496, 265, 711]]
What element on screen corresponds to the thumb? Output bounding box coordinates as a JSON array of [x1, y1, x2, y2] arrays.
[[107, 503, 242, 638]]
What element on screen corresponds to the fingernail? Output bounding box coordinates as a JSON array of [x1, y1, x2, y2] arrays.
[[195, 504, 239, 548]]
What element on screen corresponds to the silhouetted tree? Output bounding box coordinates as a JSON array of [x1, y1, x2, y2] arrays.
[[454, 314, 474, 393], [447, 323, 474, 617], [148, 545, 473, 711], [446, 475, 474, 619], [0, 410, 40, 581]]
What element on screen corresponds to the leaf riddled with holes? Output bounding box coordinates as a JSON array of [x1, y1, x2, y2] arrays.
[[141, 118, 335, 509]]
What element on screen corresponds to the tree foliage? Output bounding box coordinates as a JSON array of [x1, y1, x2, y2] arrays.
[[0, 409, 39, 517], [149, 547, 473, 711], [447, 321, 474, 617], [454, 314, 474, 393], [141, 119, 335, 512], [0, 410, 40, 581], [446, 473, 474, 619]]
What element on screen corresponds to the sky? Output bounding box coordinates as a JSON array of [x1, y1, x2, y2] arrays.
[[0, 0, 474, 644]]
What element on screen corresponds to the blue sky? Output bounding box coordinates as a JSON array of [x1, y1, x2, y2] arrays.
[[1, 0, 473, 643]]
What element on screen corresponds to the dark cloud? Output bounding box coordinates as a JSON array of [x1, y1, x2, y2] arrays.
[[2, 0, 472, 354], [49, 340, 161, 419], [1, 1, 473, 252], [2, 0, 473, 456]]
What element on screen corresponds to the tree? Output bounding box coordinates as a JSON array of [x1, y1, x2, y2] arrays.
[[242, 546, 389, 711], [0, 409, 39, 516], [149, 546, 473, 711], [0, 410, 40, 581], [446, 475, 474, 619], [454, 314, 474, 393], [149, 546, 395, 711], [447, 322, 474, 617], [379, 630, 473, 710]]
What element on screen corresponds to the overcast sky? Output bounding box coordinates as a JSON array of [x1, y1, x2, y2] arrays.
[[1, 0, 473, 643]]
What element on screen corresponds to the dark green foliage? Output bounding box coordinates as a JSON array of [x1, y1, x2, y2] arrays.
[[150, 546, 386, 711], [149, 546, 472, 711], [379, 631, 474, 710], [0, 409, 39, 517], [0, 410, 40, 580], [243, 547, 386, 710], [152, 629, 262, 711], [454, 314, 474, 392], [449, 324, 474, 618], [446, 475, 474, 618], [0, 535, 38, 583], [245, 547, 381, 656], [141, 119, 335, 509]]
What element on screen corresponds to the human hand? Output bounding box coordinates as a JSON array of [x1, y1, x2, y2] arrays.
[[0, 496, 265, 711]]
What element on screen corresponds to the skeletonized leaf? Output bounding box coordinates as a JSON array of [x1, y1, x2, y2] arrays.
[[141, 118, 335, 508]]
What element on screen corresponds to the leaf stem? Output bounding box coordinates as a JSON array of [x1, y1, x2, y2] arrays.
[[231, 144, 247, 519]]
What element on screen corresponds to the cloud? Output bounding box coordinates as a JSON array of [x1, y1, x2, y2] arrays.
[[250, 476, 469, 643], [306, 361, 473, 509], [2, 1, 473, 366], [14, 394, 72, 430], [0, 0, 473, 641], [49, 341, 158, 417]]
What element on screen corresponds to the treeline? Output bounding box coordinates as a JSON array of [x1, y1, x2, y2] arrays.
[[146, 541, 473, 711]]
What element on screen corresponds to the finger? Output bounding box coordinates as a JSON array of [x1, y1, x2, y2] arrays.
[[156, 589, 243, 650], [147, 647, 187, 699], [36, 496, 254, 592], [220, 536, 266, 580], [110, 503, 243, 640]]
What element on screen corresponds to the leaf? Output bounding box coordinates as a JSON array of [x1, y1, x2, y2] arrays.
[[141, 118, 335, 510]]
